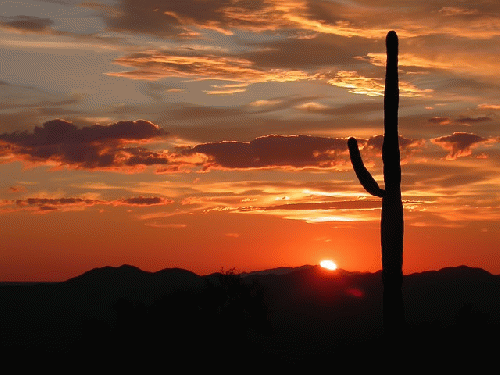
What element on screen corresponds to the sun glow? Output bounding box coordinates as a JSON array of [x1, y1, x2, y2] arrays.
[[320, 260, 338, 271]]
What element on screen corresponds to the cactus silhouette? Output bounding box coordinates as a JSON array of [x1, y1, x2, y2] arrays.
[[347, 30, 404, 337]]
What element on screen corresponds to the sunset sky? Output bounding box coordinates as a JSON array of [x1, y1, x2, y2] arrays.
[[1, 0, 500, 281]]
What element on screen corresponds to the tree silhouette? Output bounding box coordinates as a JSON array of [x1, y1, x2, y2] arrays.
[[347, 30, 404, 337]]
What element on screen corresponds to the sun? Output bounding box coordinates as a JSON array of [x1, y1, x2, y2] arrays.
[[320, 260, 337, 271]]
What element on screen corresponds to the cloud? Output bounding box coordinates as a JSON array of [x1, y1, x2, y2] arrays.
[[427, 116, 492, 127], [431, 132, 491, 160], [107, 51, 310, 85], [295, 101, 383, 116], [144, 222, 187, 228], [0, 119, 170, 170], [117, 197, 174, 206], [327, 71, 433, 97], [101, 0, 237, 37], [240, 33, 369, 70], [187, 134, 349, 170], [13, 196, 173, 212], [428, 117, 452, 125], [100, 0, 381, 39], [478, 104, 500, 110], [249, 99, 284, 107], [8, 186, 27, 193], [243, 200, 382, 211], [0, 119, 358, 173], [365, 53, 456, 71], [402, 163, 495, 193], [456, 116, 492, 124], [74, 0, 500, 48], [439, 7, 479, 17], [0, 16, 54, 32], [365, 135, 425, 155]]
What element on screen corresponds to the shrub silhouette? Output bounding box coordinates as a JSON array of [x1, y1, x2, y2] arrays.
[[348, 30, 404, 337], [76, 271, 269, 364]]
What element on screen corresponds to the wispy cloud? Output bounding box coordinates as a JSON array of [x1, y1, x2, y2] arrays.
[[11, 196, 173, 213], [107, 51, 311, 89], [327, 71, 433, 97]]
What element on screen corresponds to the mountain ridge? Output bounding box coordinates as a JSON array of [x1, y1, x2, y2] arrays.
[[1, 263, 499, 361], [62, 263, 496, 283]]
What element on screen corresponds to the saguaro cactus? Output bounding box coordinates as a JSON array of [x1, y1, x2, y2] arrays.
[[347, 30, 404, 336]]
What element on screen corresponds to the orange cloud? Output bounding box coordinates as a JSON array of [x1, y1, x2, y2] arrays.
[[100, 0, 300, 37], [431, 132, 491, 160], [429, 117, 452, 126], [99, 0, 386, 39], [327, 71, 433, 97], [365, 53, 455, 71], [439, 7, 479, 17], [107, 51, 310, 84], [478, 104, 500, 110]]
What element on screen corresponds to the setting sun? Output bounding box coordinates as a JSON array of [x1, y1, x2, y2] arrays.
[[320, 260, 338, 271]]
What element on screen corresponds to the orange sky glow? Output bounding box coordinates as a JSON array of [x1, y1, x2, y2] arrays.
[[1, 0, 499, 281]]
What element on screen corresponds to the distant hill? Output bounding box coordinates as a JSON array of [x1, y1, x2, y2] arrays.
[[1, 264, 499, 364]]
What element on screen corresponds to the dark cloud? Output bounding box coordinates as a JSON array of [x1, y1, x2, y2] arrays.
[[117, 197, 174, 206], [17, 198, 99, 207], [242, 200, 382, 212], [366, 135, 425, 153], [168, 104, 243, 121], [240, 33, 368, 69], [15, 196, 173, 211], [402, 163, 494, 189], [8, 186, 27, 193], [431, 132, 489, 159], [163, 96, 321, 122], [428, 115, 492, 127], [187, 134, 349, 170], [456, 116, 492, 123], [1, 119, 165, 145], [0, 97, 80, 111], [428, 117, 451, 125], [0, 16, 54, 32], [103, 0, 274, 37], [0, 119, 169, 169]]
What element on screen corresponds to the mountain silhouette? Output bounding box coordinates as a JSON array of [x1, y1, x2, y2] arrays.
[[1, 264, 499, 366]]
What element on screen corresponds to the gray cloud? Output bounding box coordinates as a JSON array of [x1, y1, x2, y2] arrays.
[[0, 15, 54, 32]]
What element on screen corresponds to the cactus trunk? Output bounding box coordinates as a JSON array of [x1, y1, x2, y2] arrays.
[[347, 31, 404, 337], [381, 31, 404, 336]]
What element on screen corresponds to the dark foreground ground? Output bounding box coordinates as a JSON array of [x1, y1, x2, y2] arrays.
[[1, 265, 498, 368]]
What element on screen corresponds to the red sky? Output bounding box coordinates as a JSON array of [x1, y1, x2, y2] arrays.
[[1, 0, 500, 280]]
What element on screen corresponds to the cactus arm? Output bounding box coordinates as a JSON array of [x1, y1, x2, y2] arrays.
[[347, 137, 385, 198]]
